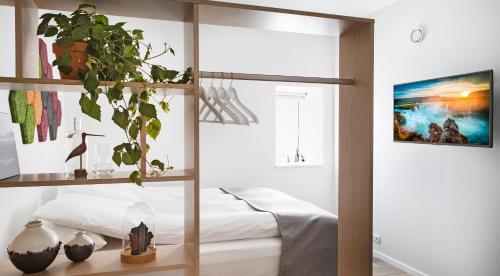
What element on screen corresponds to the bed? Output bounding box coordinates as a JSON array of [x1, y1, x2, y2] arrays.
[[34, 184, 336, 276]]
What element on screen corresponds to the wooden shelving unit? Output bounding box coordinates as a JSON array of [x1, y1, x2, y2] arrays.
[[0, 0, 374, 275], [0, 77, 194, 95], [0, 245, 193, 276], [0, 170, 194, 188]]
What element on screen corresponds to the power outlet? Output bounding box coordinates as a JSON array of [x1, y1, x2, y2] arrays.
[[373, 233, 382, 244]]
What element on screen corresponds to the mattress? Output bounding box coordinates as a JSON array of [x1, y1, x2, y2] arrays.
[[120, 237, 282, 276], [201, 237, 281, 276]]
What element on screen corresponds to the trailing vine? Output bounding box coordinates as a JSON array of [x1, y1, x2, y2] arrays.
[[37, 4, 192, 185]]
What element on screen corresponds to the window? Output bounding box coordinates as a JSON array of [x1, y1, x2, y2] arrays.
[[275, 86, 323, 167]]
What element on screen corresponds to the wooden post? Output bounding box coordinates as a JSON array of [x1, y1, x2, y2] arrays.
[[15, 0, 39, 78], [183, 3, 200, 276], [338, 22, 374, 276]]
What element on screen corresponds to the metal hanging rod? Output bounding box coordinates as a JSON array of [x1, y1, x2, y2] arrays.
[[199, 71, 355, 85]]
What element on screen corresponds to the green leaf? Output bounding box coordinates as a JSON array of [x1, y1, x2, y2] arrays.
[[44, 26, 58, 37], [108, 82, 124, 101], [129, 144, 142, 163], [123, 143, 141, 164], [123, 45, 135, 57], [139, 102, 157, 119], [83, 72, 98, 92], [112, 109, 129, 130], [129, 171, 142, 186], [129, 93, 138, 106], [128, 118, 141, 140], [133, 30, 143, 40], [165, 69, 179, 80], [54, 15, 70, 30], [159, 101, 170, 112], [79, 94, 101, 121], [58, 65, 73, 74], [56, 37, 74, 48], [71, 25, 89, 41], [39, 13, 56, 20], [94, 14, 109, 25], [53, 50, 72, 66], [151, 65, 161, 82], [146, 118, 161, 140], [169, 48, 175, 56], [122, 152, 134, 165], [151, 159, 165, 171], [112, 151, 122, 166], [72, 14, 92, 27], [37, 14, 54, 35], [91, 24, 105, 41], [139, 91, 148, 101], [114, 143, 126, 151]]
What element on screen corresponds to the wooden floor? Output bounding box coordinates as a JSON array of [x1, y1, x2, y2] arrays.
[[373, 258, 411, 276]]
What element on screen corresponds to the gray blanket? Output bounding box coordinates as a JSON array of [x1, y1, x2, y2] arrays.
[[221, 188, 338, 276]]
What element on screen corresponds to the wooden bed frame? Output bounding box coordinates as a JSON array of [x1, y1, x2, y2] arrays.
[[0, 1, 374, 275]]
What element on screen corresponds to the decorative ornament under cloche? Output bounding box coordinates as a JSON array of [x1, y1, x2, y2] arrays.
[[121, 202, 157, 264], [64, 231, 95, 262], [7, 220, 61, 273]]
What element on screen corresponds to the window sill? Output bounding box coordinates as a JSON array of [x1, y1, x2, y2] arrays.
[[275, 163, 323, 168]]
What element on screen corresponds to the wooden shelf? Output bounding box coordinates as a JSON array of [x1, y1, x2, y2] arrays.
[[0, 170, 195, 188], [0, 244, 193, 276], [0, 77, 194, 95]]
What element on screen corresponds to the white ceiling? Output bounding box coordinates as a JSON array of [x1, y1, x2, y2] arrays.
[[223, 0, 399, 17]]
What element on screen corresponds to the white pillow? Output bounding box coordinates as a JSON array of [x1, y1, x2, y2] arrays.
[[42, 221, 107, 253], [35, 189, 280, 244], [57, 183, 185, 202]]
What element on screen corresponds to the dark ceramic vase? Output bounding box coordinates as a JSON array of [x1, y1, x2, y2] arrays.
[[7, 220, 61, 273], [64, 231, 94, 262]]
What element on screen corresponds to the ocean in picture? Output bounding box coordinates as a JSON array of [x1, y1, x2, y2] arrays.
[[394, 71, 492, 146]]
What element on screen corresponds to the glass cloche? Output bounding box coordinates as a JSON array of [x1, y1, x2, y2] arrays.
[[121, 202, 157, 263]]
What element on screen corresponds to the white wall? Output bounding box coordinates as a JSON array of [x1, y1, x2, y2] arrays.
[[0, 7, 338, 258], [373, 0, 500, 275], [199, 25, 338, 212]]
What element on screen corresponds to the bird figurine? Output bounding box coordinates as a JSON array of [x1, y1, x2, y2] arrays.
[[65, 132, 104, 178]]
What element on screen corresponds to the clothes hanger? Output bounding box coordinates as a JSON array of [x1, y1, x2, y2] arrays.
[[205, 72, 241, 123], [217, 74, 249, 126], [199, 77, 226, 124], [201, 73, 219, 120], [226, 73, 260, 124]]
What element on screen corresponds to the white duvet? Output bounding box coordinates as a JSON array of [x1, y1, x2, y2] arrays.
[[34, 184, 280, 244]]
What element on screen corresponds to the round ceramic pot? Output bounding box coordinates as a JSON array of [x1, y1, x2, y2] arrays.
[[52, 41, 88, 80], [64, 231, 95, 262], [7, 220, 61, 273]]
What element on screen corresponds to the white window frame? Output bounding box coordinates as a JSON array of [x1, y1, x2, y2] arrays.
[[274, 86, 324, 168]]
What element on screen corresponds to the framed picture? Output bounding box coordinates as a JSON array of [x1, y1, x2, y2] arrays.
[[394, 70, 493, 147], [0, 112, 20, 180]]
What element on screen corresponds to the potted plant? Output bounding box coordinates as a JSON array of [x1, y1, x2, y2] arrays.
[[37, 4, 192, 185], [37, 4, 95, 79]]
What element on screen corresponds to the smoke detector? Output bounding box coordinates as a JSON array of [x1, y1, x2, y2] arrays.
[[410, 27, 424, 43]]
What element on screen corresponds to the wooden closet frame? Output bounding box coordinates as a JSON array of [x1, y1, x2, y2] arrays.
[[0, 1, 374, 275]]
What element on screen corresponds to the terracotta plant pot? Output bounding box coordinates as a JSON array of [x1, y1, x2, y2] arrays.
[[52, 42, 88, 80]]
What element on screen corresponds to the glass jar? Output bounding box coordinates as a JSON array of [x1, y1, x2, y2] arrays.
[[91, 143, 114, 176], [121, 202, 156, 263]]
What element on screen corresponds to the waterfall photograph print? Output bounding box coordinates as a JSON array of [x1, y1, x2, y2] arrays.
[[394, 70, 493, 147]]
